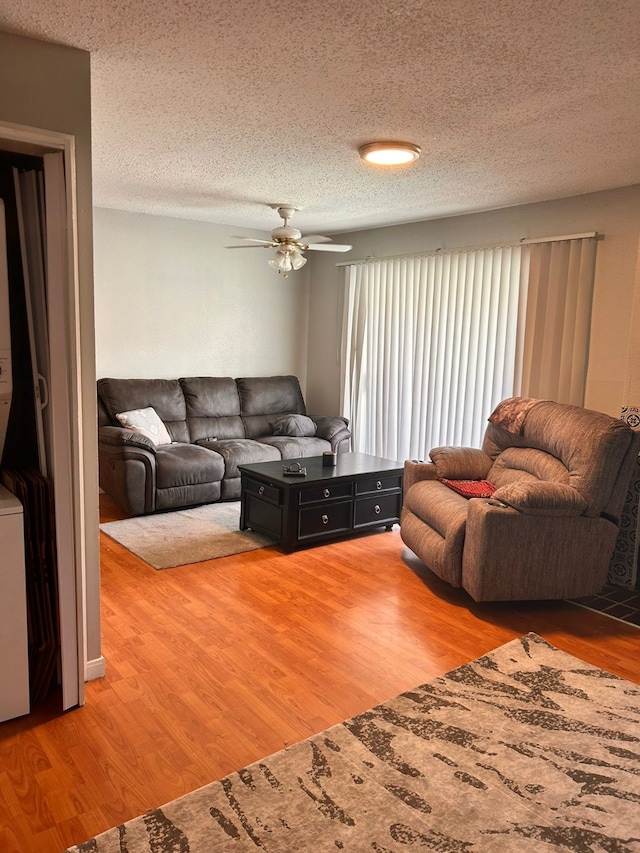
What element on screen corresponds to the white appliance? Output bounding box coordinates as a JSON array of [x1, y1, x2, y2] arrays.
[[0, 199, 29, 722], [0, 485, 29, 722]]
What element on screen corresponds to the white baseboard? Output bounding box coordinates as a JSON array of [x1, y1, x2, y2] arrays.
[[85, 655, 106, 681]]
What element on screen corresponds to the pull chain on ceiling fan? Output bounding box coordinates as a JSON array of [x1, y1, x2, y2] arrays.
[[225, 204, 352, 277]]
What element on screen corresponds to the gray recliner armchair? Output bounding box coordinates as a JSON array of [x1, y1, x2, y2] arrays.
[[400, 397, 640, 602]]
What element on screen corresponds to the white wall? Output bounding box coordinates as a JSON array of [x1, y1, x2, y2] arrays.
[[94, 208, 310, 387], [306, 185, 640, 419]]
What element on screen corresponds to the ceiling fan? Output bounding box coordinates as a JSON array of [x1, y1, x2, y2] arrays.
[[225, 204, 352, 277]]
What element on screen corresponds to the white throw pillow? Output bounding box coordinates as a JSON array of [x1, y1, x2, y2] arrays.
[[115, 407, 172, 446]]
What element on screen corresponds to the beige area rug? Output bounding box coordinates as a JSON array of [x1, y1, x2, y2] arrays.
[[100, 501, 276, 569], [64, 633, 640, 852]]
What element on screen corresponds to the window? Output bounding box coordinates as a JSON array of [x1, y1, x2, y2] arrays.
[[340, 236, 597, 460]]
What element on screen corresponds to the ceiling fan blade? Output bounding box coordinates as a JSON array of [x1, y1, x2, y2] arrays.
[[306, 243, 353, 252], [230, 236, 276, 245], [299, 234, 331, 244], [225, 244, 272, 249]]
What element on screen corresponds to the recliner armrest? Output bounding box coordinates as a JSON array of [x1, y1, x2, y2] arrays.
[[491, 481, 588, 517], [403, 459, 438, 492], [429, 446, 492, 480], [98, 425, 157, 454]]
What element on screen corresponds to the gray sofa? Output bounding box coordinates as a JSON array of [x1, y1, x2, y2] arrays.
[[98, 375, 350, 516]]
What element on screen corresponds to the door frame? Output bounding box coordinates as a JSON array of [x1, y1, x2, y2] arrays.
[[0, 119, 86, 708]]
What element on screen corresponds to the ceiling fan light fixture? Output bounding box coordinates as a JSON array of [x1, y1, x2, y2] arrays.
[[290, 251, 307, 270], [268, 252, 292, 274], [359, 141, 421, 166], [268, 246, 308, 277]]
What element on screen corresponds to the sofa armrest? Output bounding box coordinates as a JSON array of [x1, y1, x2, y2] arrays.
[[429, 446, 492, 480], [98, 425, 157, 454], [491, 481, 588, 517], [403, 459, 438, 493]]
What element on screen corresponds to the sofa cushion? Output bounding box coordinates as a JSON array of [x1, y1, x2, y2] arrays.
[[155, 444, 225, 489], [236, 375, 306, 416], [238, 376, 306, 438], [98, 378, 189, 443], [270, 414, 317, 437], [312, 416, 349, 441], [115, 407, 172, 446], [258, 436, 331, 459], [210, 439, 280, 479], [180, 377, 246, 442]]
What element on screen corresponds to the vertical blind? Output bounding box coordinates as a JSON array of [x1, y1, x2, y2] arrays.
[[340, 236, 597, 460]]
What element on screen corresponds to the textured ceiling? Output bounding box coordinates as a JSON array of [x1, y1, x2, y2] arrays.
[[1, 0, 639, 235]]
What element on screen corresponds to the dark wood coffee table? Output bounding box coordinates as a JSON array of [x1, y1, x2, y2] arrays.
[[239, 452, 403, 552]]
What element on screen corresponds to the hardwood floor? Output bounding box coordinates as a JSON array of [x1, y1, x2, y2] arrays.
[[1, 495, 639, 853]]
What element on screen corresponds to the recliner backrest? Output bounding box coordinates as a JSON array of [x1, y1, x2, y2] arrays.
[[483, 399, 635, 517], [236, 375, 306, 438], [180, 377, 245, 442], [97, 378, 189, 442]]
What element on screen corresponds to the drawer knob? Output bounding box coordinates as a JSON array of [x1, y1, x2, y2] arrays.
[[376, 480, 383, 490], [259, 485, 265, 495], [322, 514, 329, 524], [323, 488, 331, 498], [374, 504, 381, 514]]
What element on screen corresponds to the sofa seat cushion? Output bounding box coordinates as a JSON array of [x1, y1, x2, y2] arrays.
[[155, 443, 225, 489], [210, 439, 280, 479], [258, 435, 331, 459]]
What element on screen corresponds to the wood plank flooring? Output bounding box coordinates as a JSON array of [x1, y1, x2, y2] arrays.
[[1, 495, 638, 853]]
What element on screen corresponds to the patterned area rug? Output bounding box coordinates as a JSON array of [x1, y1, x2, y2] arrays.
[[100, 501, 275, 569], [65, 634, 640, 852]]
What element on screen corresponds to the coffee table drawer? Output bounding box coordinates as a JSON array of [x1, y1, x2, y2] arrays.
[[354, 493, 402, 528], [245, 494, 282, 539], [298, 500, 352, 539], [355, 474, 403, 495], [245, 477, 282, 504], [298, 481, 352, 505]]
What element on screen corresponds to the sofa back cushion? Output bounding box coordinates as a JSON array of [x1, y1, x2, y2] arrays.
[[236, 375, 306, 438], [179, 377, 245, 442], [483, 399, 635, 517], [97, 378, 189, 442]]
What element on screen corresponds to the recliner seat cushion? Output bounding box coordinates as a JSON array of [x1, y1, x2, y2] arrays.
[[404, 480, 469, 540], [258, 435, 331, 458], [209, 439, 280, 479], [155, 444, 225, 489]]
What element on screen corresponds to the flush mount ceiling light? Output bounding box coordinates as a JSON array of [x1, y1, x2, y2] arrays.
[[359, 141, 421, 166]]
